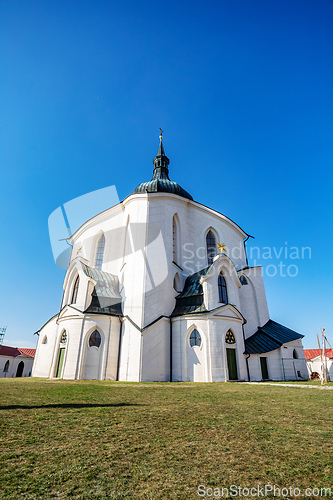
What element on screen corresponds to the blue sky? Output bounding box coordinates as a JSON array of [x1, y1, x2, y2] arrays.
[[0, 0, 332, 349]]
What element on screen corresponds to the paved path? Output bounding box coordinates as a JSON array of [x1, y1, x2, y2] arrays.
[[244, 382, 333, 390]]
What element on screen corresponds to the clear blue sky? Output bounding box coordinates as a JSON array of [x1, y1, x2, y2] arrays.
[[0, 0, 332, 349]]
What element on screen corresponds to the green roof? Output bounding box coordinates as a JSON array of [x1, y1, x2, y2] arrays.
[[81, 263, 122, 316], [244, 320, 304, 354], [171, 265, 213, 316]]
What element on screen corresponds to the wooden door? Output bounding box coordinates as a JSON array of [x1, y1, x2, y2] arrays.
[[226, 348, 238, 380], [56, 348, 65, 378]]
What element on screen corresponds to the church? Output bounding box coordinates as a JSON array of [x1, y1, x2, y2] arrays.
[[32, 134, 308, 382]]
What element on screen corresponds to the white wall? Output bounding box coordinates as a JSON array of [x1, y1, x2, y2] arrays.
[[248, 340, 308, 381], [0, 354, 34, 378]]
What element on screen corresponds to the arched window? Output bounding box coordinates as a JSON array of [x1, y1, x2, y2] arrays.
[[189, 329, 201, 347], [71, 275, 79, 304], [173, 273, 182, 292], [3, 360, 9, 372], [42, 335, 48, 345], [89, 330, 101, 348], [225, 330, 236, 344], [206, 230, 216, 265], [293, 349, 299, 359], [95, 234, 105, 270], [60, 331, 67, 344], [218, 272, 228, 303], [172, 215, 180, 265]]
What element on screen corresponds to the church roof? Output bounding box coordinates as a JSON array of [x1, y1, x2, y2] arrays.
[[171, 265, 212, 316], [304, 349, 333, 360], [0, 346, 36, 358], [81, 263, 122, 316], [244, 320, 304, 355], [133, 135, 193, 201]]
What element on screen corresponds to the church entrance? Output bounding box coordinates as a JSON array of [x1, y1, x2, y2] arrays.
[[260, 357, 269, 380], [226, 348, 238, 380], [56, 348, 65, 378], [16, 361, 24, 377]]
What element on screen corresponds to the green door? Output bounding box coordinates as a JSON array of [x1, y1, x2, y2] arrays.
[[260, 357, 269, 380], [56, 348, 65, 378], [226, 348, 238, 380]]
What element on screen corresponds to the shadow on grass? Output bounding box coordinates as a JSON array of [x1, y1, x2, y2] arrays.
[[0, 403, 143, 411]]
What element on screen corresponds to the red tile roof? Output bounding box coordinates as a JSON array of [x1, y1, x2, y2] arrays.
[[0, 346, 19, 357], [304, 349, 333, 360], [17, 348, 36, 358], [0, 346, 36, 358]]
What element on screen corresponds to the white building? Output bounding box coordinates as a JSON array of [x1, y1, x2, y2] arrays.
[[0, 345, 35, 378], [304, 349, 333, 380], [32, 136, 308, 382]]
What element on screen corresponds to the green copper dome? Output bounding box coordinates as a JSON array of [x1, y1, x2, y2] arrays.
[[133, 136, 193, 201]]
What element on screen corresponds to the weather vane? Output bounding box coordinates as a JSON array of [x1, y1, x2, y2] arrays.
[[159, 127, 163, 139]]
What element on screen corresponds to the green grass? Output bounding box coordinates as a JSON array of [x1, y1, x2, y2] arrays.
[[0, 379, 332, 499]]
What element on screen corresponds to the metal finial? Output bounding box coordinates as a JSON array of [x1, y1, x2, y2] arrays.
[[159, 127, 163, 139]]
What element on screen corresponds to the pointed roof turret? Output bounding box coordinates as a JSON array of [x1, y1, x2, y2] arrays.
[[133, 130, 193, 201]]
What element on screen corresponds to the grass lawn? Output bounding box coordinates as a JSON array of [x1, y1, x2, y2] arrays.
[[0, 379, 332, 499]]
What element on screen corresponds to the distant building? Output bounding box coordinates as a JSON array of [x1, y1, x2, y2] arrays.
[[32, 135, 308, 382], [0, 346, 35, 378], [304, 349, 333, 380]]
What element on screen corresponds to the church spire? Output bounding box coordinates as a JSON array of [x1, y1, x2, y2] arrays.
[[132, 129, 193, 201], [152, 128, 170, 179]]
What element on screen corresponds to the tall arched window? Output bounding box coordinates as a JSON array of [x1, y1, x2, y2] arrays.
[[71, 275, 79, 304], [3, 360, 9, 372], [172, 215, 180, 265], [293, 349, 299, 359], [218, 272, 228, 303], [206, 230, 216, 265], [60, 331, 67, 344], [189, 329, 201, 347], [95, 234, 105, 270]]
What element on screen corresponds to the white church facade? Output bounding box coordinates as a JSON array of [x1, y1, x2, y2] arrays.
[[32, 136, 308, 382]]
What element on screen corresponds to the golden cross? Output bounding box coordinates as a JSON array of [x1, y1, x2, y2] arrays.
[[77, 246, 83, 255], [159, 127, 163, 139], [217, 242, 227, 253]]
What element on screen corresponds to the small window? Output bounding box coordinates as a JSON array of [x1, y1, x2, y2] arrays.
[[95, 234, 105, 270], [218, 272, 228, 304], [3, 360, 9, 372], [297, 370, 301, 378], [225, 330, 236, 344], [189, 329, 201, 347], [42, 335, 48, 345], [206, 230, 216, 265], [89, 330, 101, 348], [239, 275, 248, 285], [71, 276, 79, 304], [293, 349, 299, 359], [60, 331, 67, 344]]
